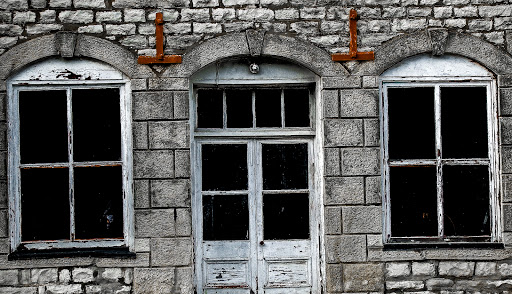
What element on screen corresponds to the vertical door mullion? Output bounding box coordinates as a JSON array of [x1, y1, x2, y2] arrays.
[[222, 90, 227, 129], [382, 84, 392, 241], [254, 141, 265, 294], [434, 85, 444, 240], [252, 91, 256, 128], [67, 88, 76, 241], [281, 89, 285, 128], [248, 140, 259, 294]]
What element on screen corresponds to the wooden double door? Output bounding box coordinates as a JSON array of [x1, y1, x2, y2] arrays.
[[194, 139, 320, 294]]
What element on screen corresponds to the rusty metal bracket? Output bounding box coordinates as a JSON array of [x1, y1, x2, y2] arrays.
[[331, 9, 375, 62], [137, 12, 182, 64]]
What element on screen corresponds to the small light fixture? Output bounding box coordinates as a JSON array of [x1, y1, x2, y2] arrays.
[[249, 63, 259, 74]]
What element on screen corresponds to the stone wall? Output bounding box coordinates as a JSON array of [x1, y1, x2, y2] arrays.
[[1, 0, 512, 57]]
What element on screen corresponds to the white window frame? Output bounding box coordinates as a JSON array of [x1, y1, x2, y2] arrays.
[[380, 77, 501, 244], [190, 75, 324, 293], [7, 60, 134, 252]]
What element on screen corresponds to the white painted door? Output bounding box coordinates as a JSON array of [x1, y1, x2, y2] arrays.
[[195, 140, 318, 294]]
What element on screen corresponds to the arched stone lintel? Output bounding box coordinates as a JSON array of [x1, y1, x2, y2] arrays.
[[355, 30, 512, 77], [0, 33, 154, 81], [162, 32, 348, 78]]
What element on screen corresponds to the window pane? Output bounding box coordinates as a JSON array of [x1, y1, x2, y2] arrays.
[[72, 89, 121, 162], [390, 166, 437, 237], [197, 89, 223, 128], [443, 165, 490, 237], [256, 89, 281, 127], [19, 90, 68, 164], [74, 166, 124, 239], [263, 143, 308, 190], [21, 168, 70, 241], [202, 144, 248, 191], [203, 195, 249, 240], [263, 193, 309, 240], [441, 87, 488, 159], [284, 89, 310, 127], [388, 87, 435, 159], [226, 89, 252, 128]]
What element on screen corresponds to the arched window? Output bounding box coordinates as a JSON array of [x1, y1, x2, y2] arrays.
[[191, 58, 322, 293], [381, 54, 500, 245], [7, 58, 134, 255]]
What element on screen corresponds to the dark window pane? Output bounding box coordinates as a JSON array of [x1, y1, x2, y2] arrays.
[[263, 193, 309, 240], [21, 168, 70, 241], [202, 144, 248, 191], [19, 90, 68, 164], [284, 89, 310, 127], [388, 87, 435, 159], [74, 166, 124, 239], [226, 90, 252, 128], [443, 165, 490, 237], [441, 87, 488, 158], [197, 89, 223, 128], [263, 143, 308, 190], [73, 89, 121, 162], [390, 166, 437, 237], [203, 194, 249, 240], [256, 89, 281, 127]]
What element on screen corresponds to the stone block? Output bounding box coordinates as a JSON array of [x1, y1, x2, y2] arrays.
[[341, 148, 380, 176], [343, 263, 384, 292], [386, 262, 411, 277], [0, 270, 18, 285], [174, 91, 189, 120], [135, 238, 150, 252], [72, 268, 95, 283], [340, 89, 378, 117], [0, 210, 7, 238], [362, 76, 377, 88], [499, 262, 512, 276], [412, 262, 436, 276], [326, 264, 343, 292], [148, 78, 188, 90], [134, 268, 175, 294], [475, 262, 497, 276], [342, 206, 382, 234], [45, 285, 83, 294], [0, 0, 28, 9], [326, 235, 366, 263], [30, 268, 58, 284], [212, 8, 236, 21], [322, 76, 361, 89], [365, 176, 381, 204], [324, 177, 364, 205], [324, 148, 340, 176], [133, 92, 173, 120], [105, 24, 136, 35], [134, 150, 174, 178], [324, 206, 342, 235], [133, 122, 148, 150], [58, 10, 94, 23], [74, 0, 105, 8], [135, 209, 175, 237], [58, 269, 70, 283], [148, 121, 189, 149], [367, 234, 383, 247], [324, 119, 363, 147], [175, 208, 192, 236], [175, 150, 190, 178], [151, 179, 190, 208], [96, 11, 122, 23], [134, 180, 150, 209], [426, 278, 454, 290], [0, 287, 37, 294], [175, 267, 193, 294], [323, 90, 339, 118], [504, 203, 512, 231], [386, 280, 425, 290], [124, 9, 146, 22], [438, 261, 475, 277], [101, 268, 123, 281], [150, 238, 193, 266], [501, 88, 512, 115], [0, 238, 8, 254], [0, 182, 6, 209], [364, 118, 380, 147], [124, 269, 133, 284]]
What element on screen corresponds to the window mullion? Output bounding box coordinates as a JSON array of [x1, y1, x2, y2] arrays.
[[252, 91, 256, 128], [434, 85, 444, 240], [67, 87, 76, 241], [281, 89, 285, 128], [222, 90, 227, 129]]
